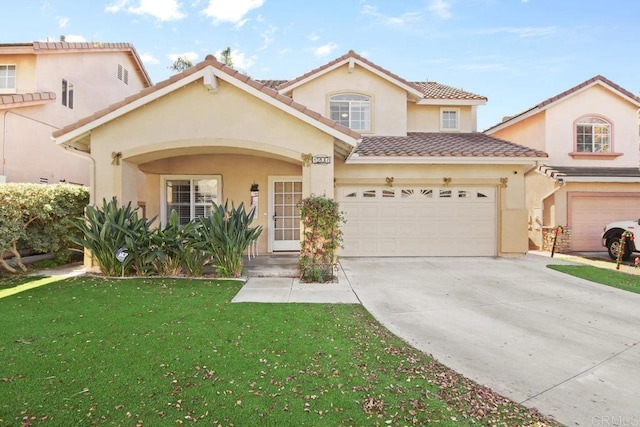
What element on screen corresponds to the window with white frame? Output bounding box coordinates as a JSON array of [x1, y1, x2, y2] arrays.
[[61, 79, 74, 109], [330, 94, 371, 131], [440, 108, 459, 131], [576, 116, 611, 153], [163, 176, 221, 226], [0, 65, 16, 92]]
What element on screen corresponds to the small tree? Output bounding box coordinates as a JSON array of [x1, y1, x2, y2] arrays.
[[168, 56, 193, 73], [299, 196, 344, 283], [220, 47, 233, 67]]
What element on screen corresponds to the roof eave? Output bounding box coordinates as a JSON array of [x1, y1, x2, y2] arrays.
[[555, 176, 640, 183], [345, 155, 542, 165], [418, 99, 486, 106]]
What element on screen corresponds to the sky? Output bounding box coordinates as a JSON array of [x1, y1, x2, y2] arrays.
[[3, 0, 640, 130]]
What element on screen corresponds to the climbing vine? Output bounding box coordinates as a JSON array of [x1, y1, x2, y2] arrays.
[[299, 195, 345, 283]]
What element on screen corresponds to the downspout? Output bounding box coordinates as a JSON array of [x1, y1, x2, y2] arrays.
[[2, 110, 9, 178], [57, 139, 95, 206]]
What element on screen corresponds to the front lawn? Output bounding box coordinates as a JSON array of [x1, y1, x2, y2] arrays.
[[0, 277, 557, 426], [548, 265, 640, 294]]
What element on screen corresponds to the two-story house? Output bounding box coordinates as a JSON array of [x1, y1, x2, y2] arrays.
[[486, 76, 640, 253], [0, 39, 152, 185], [53, 50, 546, 258]]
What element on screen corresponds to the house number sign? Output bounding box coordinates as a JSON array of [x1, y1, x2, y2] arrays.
[[312, 155, 331, 165]]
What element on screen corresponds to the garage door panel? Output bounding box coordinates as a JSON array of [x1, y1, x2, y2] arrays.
[[570, 195, 640, 251], [338, 186, 496, 257]]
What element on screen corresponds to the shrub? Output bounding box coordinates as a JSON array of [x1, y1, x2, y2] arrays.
[[299, 195, 344, 283], [72, 198, 155, 276], [0, 183, 89, 273], [198, 201, 262, 278]]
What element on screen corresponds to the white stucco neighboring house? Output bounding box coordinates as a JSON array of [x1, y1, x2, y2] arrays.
[[486, 75, 640, 252], [0, 39, 151, 185], [53, 50, 547, 261]]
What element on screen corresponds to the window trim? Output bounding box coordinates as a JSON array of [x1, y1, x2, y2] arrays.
[[570, 114, 620, 158], [328, 92, 373, 132], [160, 175, 222, 226], [0, 64, 17, 94], [440, 107, 460, 131], [62, 78, 75, 109]]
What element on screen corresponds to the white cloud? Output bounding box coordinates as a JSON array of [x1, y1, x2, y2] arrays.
[[105, 0, 186, 22], [428, 0, 452, 19], [140, 53, 160, 64], [260, 25, 278, 49], [213, 48, 255, 70], [314, 43, 338, 57], [57, 17, 69, 28], [361, 4, 421, 26], [308, 33, 320, 42], [478, 26, 557, 37], [168, 51, 199, 62], [201, 0, 264, 25]]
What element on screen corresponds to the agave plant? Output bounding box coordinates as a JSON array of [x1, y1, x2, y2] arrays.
[[71, 198, 155, 276], [198, 201, 262, 278], [146, 210, 192, 276]]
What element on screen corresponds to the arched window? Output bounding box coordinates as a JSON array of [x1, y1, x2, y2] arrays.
[[576, 116, 611, 153], [329, 94, 371, 131]]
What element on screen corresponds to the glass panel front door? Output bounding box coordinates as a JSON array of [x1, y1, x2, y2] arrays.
[[272, 179, 302, 251]]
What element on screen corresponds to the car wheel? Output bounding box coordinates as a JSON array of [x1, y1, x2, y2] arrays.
[[607, 237, 631, 261]]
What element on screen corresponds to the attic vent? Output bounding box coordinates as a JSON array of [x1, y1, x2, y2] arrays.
[[117, 64, 129, 85], [123, 68, 129, 84], [39, 177, 49, 184]]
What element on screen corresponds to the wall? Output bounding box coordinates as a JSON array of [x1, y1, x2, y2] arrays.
[[0, 54, 37, 93], [407, 104, 475, 133], [489, 112, 547, 152], [291, 63, 408, 136]]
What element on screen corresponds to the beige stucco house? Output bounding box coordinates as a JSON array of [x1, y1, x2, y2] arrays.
[[53, 50, 546, 258], [0, 40, 151, 185], [486, 75, 640, 252]]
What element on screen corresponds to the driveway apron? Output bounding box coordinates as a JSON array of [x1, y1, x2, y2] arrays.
[[339, 255, 640, 426]]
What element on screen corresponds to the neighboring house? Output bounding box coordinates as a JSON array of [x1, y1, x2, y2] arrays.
[[486, 75, 640, 252], [53, 50, 546, 260], [0, 39, 152, 185]]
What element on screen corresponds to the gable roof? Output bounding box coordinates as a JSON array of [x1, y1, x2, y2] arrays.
[[53, 54, 360, 157], [0, 41, 152, 88], [485, 75, 640, 133], [348, 132, 547, 164]]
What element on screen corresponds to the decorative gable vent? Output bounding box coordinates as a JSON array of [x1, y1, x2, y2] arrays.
[[117, 64, 129, 85]]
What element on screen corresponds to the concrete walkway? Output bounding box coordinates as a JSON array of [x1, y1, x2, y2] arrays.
[[339, 254, 640, 426]]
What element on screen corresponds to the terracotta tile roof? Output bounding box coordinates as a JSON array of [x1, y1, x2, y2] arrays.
[[53, 55, 361, 142], [277, 50, 426, 94], [354, 132, 547, 158], [486, 75, 640, 132], [414, 81, 486, 100], [0, 91, 56, 108], [539, 165, 640, 179], [257, 79, 288, 89]]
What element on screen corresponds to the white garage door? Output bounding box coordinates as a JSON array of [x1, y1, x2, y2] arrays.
[[570, 194, 640, 251], [337, 186, 497, 256]]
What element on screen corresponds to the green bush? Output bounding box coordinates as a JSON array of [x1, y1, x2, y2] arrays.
[[299, 195, 344, 283], [72, 198, 155, 276], [198, 201, 262, 278], [0, 183, 89, 273]]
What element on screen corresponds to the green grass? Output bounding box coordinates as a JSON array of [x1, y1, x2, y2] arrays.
[[548, 264, 640, 294], [0, 277, 557, 426]]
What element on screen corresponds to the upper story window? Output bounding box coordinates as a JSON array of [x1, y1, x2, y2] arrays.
[[576, 116, 611, 153], [330, 94, 371, 131], [62, 79, 74, 109], [0, 65, 16, 93], [440, 108, 460, 131]]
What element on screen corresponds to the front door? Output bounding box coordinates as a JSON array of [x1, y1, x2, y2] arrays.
[[269, 177, 303, 251]]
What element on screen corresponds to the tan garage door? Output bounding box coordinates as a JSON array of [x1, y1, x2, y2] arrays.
[[569, 194, 640, 251], [337, 186, 497, 256]]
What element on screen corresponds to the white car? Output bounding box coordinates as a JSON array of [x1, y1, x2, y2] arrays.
[[602, 220, 639, 260]]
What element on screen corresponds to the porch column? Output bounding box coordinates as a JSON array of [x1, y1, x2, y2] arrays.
[[302, 157, 334, 199], [112, 159, 139, 208]]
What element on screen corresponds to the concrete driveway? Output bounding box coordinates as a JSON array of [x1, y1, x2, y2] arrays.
[[339, 255, 640, 426]]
